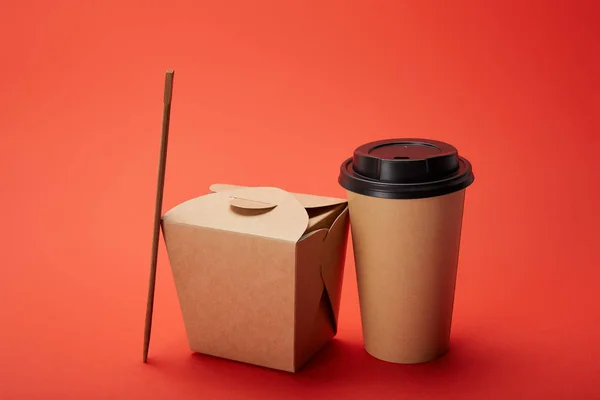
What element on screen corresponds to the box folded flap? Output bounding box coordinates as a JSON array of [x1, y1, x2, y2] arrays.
[[295, 203, 348, 335], [228, 196, 277, 210], [304, 204, 346, 236], [163, 186, 308, 242], [294, 229, 333, 368], [210, 183, 346, 209], [319, 205, 350, 330]]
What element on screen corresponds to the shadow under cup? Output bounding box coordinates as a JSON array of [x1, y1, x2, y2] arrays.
[[338, 138, 475, 364]]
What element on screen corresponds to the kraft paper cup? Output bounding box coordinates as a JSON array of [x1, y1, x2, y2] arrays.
[[338, 139, 475, 363]]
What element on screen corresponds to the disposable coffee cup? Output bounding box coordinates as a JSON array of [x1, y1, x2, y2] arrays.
[[338, 139, 474, 364]]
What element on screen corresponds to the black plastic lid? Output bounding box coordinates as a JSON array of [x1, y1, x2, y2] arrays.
[[338, 138, 474, 199]]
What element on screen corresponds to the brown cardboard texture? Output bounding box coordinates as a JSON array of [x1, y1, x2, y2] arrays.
[[162, 185, 349, 372], [347, 189, 466, 364]]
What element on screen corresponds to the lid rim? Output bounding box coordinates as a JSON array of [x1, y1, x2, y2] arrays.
[[338, 156, 475, 200]]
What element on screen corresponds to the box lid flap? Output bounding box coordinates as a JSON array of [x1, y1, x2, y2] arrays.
[[163, 186, 308, 242], [209, 183, 346, 209]]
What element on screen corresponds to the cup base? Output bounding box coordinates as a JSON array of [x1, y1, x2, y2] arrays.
[[364, 344, 450, 364]]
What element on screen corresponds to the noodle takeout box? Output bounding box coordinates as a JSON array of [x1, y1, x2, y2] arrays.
[[161, 183, 350, 372]]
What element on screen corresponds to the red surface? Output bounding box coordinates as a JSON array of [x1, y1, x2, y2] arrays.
[[1, 1, 599, 398]]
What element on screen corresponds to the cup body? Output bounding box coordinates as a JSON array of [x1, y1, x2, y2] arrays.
[[347, 188, 466, 363]]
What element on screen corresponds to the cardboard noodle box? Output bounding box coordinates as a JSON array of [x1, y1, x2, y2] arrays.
[[161, 184, 350, 372]]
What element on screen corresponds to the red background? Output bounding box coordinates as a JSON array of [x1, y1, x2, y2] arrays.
[[1, 1, 599, 398]]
